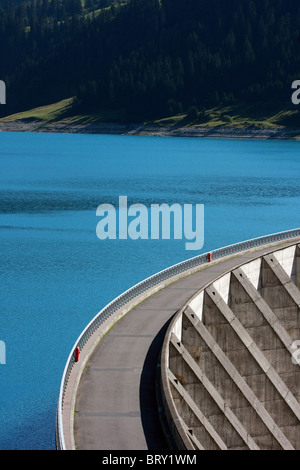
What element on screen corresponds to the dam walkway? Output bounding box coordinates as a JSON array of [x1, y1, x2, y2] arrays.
[[56, 231, 300, 450]]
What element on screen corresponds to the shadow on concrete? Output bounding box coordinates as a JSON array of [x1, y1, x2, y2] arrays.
[[139, 316, 175, 450]]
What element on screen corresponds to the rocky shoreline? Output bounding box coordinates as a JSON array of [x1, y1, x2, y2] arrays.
[[0, 118, 300, 140]]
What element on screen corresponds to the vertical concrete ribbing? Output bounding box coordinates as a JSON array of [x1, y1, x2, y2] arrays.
[[231, 268, 300, 400], [181, 311, 292, 449], [170, 333, 260, 450], [204, 281, 300, 446]]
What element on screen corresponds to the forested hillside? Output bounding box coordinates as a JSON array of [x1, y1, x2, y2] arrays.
[[1, 0, 300, 123]]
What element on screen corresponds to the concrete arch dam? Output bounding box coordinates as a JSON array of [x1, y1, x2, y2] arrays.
[[56, 231, 300, 450], [162, 242, 300, 450]]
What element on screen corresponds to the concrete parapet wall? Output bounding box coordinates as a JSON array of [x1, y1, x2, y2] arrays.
[[161, 242, 300, 450]]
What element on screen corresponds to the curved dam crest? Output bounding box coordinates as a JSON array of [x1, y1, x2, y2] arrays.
[[56, 230, 300, 450]]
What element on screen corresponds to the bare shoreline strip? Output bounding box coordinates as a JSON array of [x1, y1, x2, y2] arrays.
[[0, 119, 300, 140]]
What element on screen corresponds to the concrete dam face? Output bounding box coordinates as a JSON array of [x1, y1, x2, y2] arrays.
[[161, 243, 300, 450]]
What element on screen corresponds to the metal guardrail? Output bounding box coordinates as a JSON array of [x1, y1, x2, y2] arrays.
[[56, 228, 300, 449]]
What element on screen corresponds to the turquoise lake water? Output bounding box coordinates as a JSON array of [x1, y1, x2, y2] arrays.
[[0, 131, 300, 449]]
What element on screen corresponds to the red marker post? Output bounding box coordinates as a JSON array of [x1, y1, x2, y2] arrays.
[[75, 347, 80, 362]]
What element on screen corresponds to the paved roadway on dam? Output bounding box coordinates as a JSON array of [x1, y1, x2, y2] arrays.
[[73, 239, 299, 450]]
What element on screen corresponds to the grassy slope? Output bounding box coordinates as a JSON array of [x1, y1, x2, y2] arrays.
[[0, 97, 131, 125], [0, 98, 74, 123], [1, 96, 299, 132], [154, 101, 300, 130]]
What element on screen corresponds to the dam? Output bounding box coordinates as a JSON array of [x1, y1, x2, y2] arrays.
[[56, 229, 300, 450]]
